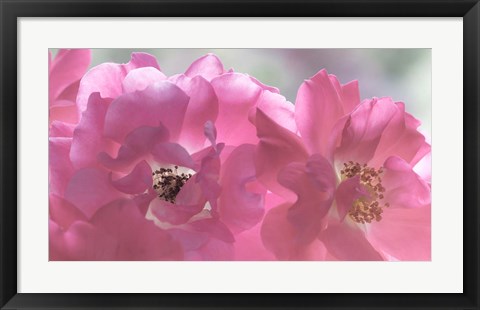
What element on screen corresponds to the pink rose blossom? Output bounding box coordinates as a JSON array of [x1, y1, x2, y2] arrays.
[[49, 51, 431, 261], [49, 52, 292, 260], [256, 70, 431, 261]]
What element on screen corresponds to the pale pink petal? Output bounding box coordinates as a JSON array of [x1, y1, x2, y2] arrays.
[[192, 238, 234, 261], [49, 49, 91, 103], [64, 168, 121, 218], [111, 160, 152, 194], [49, 220, 67, 260], [367, 205, 431, 260], [295, 69, 355, 155], [305, 154, 337, 194], [90, 199, 183, 260], [50, 99, 75, 109], [54, 80, 81, 104], [260, 204, 327, 260], [50, 199, 183, 261], [168, 228, 209, 252], [98, 145, 139, 172], [260, 207, 293, 259], [382, 156, 431, 209], [210, 73, 261, 145], [175, 175, 205, 206], [255, 90, 297, 133], [70, 93, 113, 169], [49, 137, 75, 197], [49, 105, 78, 125], [104, 81, 188, 143], [234, 222, 276, 261], [277, 155, 335, 244], [151, 142, 196, 170], [337, 79, 360, 113], [174, 75, 219, 151], [334, 97, 398, 165], [98, 125, 169, 172], [149, 198, 205, 225], [185, 53, 225, 81], [301, 239, 329, 261], [218, 144, 266, 233], [255, 108, 309, 200], [370, 102, 429, 167], [49, 194, 86, 230], [189, 219, 235, 243], [76, 52, 160, 114], [49, 121, 76, 138], [335, 175, 370, 220], [413, 151, 431, 184], [194, 145, 223, 211], [263, 191, 288, 213], [410, 140, 431, 168], [133, 190, 157, 215], [324, 114, 350, 163], [49, 219, 117, 261], [247, 75, 280, 93], [319, 221, 384, 261], [203, 120, 217, 147], [122, 67, 167, 93]]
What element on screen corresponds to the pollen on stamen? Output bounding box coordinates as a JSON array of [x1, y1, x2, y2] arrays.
[[340, 161, 389, 224], [152, 166, 192, 203]]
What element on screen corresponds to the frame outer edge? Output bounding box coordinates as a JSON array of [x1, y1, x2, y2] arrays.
[[1, 0, 479, 309], [463, 1, 480, 309], [0, 0, 18, 309]]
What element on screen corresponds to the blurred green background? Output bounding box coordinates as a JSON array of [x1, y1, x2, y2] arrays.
[[54, 49, 431, 135]]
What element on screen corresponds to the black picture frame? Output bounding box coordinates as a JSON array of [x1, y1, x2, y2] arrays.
[[1, 0, 479, 309]]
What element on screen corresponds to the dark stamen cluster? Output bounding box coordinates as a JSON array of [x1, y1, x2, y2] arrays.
[[152, 166, 192, 203], [340, 161, 389, 224]]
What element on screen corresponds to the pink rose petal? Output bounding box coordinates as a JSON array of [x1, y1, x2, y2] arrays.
[[49, 137, 75, 197], [111, 160, 153, 194], [104, 81, 189, 143], [277, 156, 335, 244], [382, 156, 431, 209], [64, 167, 121, 219], [151, 142, 197, 170], [295, 69, 358, 156], [185, 53, 225, 81], [122, 67, 167, 93], [99, 124, 169, 172], [261, 204, 327, 260], [49, 194, 87, 230], [210, 73, 261, 146], [70, 93, 113, 169], [76, 52, 160, 114], [90, 199, 183, 260], [255, 108, 309, 200], [319, 221, 384, 261], [49, 121, 76, 138], [334, 97, 398, 165], [219, 144, 266, 233], [49, 49, 91, 104], [370, 101, 429, 167], [367, 205, 431, 260]]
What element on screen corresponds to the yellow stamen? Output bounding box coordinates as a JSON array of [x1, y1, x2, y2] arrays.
[[340, 161, 389, 223]]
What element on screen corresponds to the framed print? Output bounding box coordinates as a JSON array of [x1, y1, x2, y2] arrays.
[[1, 0, 479, 309]]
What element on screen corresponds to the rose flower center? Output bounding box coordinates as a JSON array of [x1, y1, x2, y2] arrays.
[[152, 166, 192, 203], [340, 161, 389, 224]]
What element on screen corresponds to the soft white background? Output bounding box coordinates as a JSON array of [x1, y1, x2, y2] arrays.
[[18, 18, 463, 293]]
